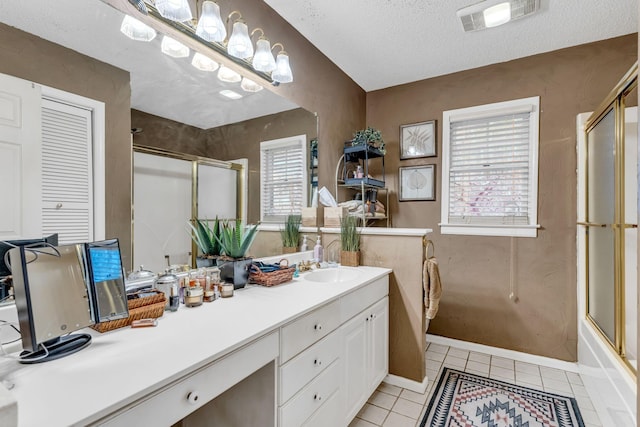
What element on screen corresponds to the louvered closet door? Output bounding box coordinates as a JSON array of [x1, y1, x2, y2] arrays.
[[41, 99, 93, 244]]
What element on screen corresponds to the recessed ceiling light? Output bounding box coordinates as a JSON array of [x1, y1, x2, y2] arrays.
[[483, 2, 511, 28], [219, 90, 243, 100], [457, 0, 540, 32]]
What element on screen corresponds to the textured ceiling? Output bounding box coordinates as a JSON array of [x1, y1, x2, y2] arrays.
[[265, 0, 638, 91], [0, 0, 298, 129]]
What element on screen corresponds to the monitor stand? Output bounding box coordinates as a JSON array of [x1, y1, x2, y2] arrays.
[[19, 333, 92, 364]]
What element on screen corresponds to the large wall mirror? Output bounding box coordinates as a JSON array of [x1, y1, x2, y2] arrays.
[[0, 0, 318, 299]]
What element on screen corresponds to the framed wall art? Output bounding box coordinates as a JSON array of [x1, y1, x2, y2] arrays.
[[399, 164, 436, 201], [400, 120, 436, 159]]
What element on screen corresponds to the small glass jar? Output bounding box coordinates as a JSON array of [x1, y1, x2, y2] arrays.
[[220, 283, 234, 298], [184, 285, 203, 307]]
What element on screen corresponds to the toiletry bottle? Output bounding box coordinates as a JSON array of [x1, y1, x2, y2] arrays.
[[313, 236, 323, 263], [169, 283, 179, 312], [356, 164, 363, 178], [301, 235, 308, 252]]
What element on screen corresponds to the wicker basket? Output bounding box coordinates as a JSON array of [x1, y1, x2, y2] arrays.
[[249, 260, 295, 287], [91, 289, 166, 333]]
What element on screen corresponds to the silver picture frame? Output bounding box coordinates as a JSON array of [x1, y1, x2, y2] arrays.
[[399, 164, 436, 201], [400, 120, 436, 160]]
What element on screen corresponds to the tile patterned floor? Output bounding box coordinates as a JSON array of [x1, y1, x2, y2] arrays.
[[348, 341, 603, 427]]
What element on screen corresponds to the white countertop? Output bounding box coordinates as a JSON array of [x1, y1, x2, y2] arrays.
[[0, 266, 391, 427]]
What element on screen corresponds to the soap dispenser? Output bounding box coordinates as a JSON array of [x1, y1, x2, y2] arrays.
[[313, 236, 323, 263], [301, 235, 309, 252]]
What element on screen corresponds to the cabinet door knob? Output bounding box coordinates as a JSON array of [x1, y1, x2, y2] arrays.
[[313, 393, 322, 401], [56, 203, 63, 209], [314, 358, 322, 366], [187, 391, 199, 405], [314, 324, 322, 331]]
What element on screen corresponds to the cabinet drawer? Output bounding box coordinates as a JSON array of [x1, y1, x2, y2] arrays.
[[279, 330, 340, 404], [302, 388, 341, 427], [340, 276, 388, 323], [280, 300, 340, 363], [95, 332, 279, 427], [279, 360, 340, 427]]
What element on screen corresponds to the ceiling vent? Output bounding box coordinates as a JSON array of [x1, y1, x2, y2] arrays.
[[457, 0, 540, 32]]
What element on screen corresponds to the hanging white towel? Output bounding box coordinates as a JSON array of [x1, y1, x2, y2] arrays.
[[423, 256, 442, 320]]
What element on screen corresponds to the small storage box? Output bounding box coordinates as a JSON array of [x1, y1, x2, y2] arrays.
[[324, 207, 347, 227], [301, 207, 319, 227]]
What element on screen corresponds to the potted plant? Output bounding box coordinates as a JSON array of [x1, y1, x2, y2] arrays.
[[214, 219, 259, 289], [187, 217, 222, 267], [350, 126, 386, 155], [340, 215, 361, 267], [280, 214, 302, 254]]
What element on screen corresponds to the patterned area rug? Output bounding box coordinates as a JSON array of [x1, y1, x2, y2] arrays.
[[420, 368, 585, 427]]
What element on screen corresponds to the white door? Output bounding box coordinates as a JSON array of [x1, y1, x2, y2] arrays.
[[368, 297, 389, 390], [341, 312, 367, 424], [0, 74, 42, 240]]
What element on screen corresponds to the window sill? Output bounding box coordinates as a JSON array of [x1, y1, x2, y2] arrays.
[[439, 223, 540, 238]]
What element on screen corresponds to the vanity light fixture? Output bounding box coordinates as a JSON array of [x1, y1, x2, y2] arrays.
[[196, 1, 226, 43], [155, 0, 193, 22], [250, 28, 276, 73], [226, 11, 254, 59], [217, 65, 242, 83], [271, 43, 293, 84], [129, 1, 294, 85], [120, 15, 157, 42], [219, 89, 243, 100], [240, 77, 263, 93], [457, 0, 540, 32], [191, 52, 219, 72], [161, 35, 190, 58]]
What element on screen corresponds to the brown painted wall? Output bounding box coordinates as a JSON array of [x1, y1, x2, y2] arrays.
[[367, 34, 638, 361], [132, 107, 317, 224], [0, 23, 132, 266]]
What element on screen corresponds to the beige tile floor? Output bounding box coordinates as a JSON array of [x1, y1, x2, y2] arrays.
[[348, 341, 602, 427]]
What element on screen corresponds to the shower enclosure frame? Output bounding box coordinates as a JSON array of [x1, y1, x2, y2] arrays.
[[581, 63, 637, 376]]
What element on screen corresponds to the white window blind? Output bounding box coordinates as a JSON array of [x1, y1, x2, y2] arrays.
[[41, 99, 93, 244], [441, 97, 540, 237], [260, 135, 307, 222]]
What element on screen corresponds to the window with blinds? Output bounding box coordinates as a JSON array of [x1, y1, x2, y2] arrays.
[[441, 97, 540, 237], [260, 135, 308, 222]]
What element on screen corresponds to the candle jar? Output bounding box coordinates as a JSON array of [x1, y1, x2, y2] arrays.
[[220, 283, 234, 298]]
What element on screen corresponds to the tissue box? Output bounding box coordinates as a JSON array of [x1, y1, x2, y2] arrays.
[[324, 207, 347, 227], [301, 207, 318, 227]]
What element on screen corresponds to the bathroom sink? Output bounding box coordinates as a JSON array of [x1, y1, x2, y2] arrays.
[[304, 267, 360, 283]]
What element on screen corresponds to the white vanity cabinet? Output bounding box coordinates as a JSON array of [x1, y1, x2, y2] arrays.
[[278, 275, 389, 427], [342, 297, 389, 424], [7, 267, 391, 427]]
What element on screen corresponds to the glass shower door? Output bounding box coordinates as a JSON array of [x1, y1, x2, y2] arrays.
[[585, 108, 616, 344]]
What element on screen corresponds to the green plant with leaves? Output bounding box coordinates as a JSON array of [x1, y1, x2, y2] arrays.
[[351, 126, 386, 154], [187, 217, 222, 257], [280, 214, 302, 248], [214, 220, 259, 259], [340, 215, 361, 252]]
